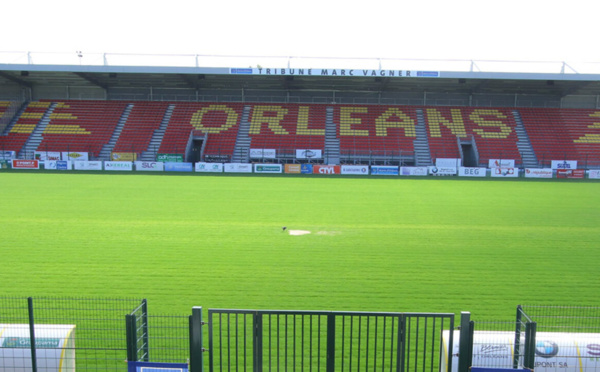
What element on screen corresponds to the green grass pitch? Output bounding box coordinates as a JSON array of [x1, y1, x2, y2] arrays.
[[1, 172, 599, 320]]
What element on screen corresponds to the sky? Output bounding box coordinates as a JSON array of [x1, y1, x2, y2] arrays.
[[1, 0, 598, 66]]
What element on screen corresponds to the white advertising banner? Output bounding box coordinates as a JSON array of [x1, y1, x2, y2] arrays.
[[62, 152, 89, 161], [400, 167, 428, 176], [525, 168, 553, 178], [45, 161, 72, 170], [551, 160, 578, 170], [135, 161, 164, 171], [443, 330, 600, 372], [341, 165, 369, 175], [195, 162, 224, 173], [35, 151, 61, 161], [436, 158, 461, 168], [489, 159, 515, 168], [254, 164, 283, 173], [249, 149, 276, 159], [490, 167, 518, 178], [0, 324, 76, 372], [0, 151, 16, 160], [73, 161, 102, 170], [104, 161, 133, 171], [429, 166, 457, 176], [296, 149, 322, 159], [224, 163, 253, 173], [458, 167, 487, 177], [589, 170, 600, 179]]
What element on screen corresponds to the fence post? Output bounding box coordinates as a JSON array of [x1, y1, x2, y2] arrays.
[[514, 305, 523, 368], [253, 312, 263, 372], [326, 314, 336, 372], [523, 321, 537, 370], [125, 314, 138, 362], [142, 299, 149, 362], [27, 297, 38, 372], [396, 315, 406, 372], [189, 306, 203, 372], [457, 312, 472, 372]]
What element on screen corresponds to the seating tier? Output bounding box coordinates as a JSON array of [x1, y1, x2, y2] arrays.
[[37, 100, 129, 157], [0, 102, 53, 153], [113, 102, 169, 154], [335, 105, 417, 157], [425, 107, 520, 164], [248, 104, 327, 157], [159, 102, 244, 158]]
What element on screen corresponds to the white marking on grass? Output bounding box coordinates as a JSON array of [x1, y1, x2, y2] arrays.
[[316, 231, 341, 236]]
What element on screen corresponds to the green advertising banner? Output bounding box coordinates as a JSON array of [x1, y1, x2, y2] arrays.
[[157, 154, 183, 163], [0, 160, 10, 169]]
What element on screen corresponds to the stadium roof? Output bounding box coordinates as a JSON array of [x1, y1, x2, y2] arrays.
[[1, 52, 600, 97]]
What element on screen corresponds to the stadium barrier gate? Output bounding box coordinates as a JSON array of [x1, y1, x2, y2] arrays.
[[5, 298, 597, 372]]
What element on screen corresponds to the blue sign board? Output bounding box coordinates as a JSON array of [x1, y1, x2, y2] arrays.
[[301, 164, 313, 174], [371, 166, 399, 175], [56, 161, 69, 170], [165, 162, 193, 172], [128, 361, 188, 372]]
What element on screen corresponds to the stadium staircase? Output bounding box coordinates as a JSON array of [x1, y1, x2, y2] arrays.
[[20, 102, 57, 159], [139, 104, 175, 161], [324, 106, 340, 164], [231, 105, 252, 163], [98, 104, 133, 160], [414, 108, 432, 166], [512, 110, 538, 168]]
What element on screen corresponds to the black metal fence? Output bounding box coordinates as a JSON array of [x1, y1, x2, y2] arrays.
[[0, 296, 145, 372], [6, 298, 597, 372], [206, 309, 455, 372]]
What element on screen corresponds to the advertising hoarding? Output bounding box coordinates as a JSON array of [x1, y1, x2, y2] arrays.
[[195, 162, 223, 173], [400, 167, 428, 176], [104, 161, 133, 171], [429, 166, 457, 176], [249, 149, 276, 159], [489, 159, 515, 168], [73, 161, 102, 170], [12, 160, 39, 169], [254, 164, 283, 173], [224, 163, 252, 173], [371, 166, 399, 175], [284, 164, 301, 174], [490, 167, 518, 178], [296, 149, 322, 159], [313, 165, 341, 174], [135, 162, 164, 171], [62, 152, 89, 162], [524, 168, 553, 178], [341, 165, 369, 175], [35, 151, 61, 161], [164, 162, 193, 172], [556, 169, 585, 179], [551, 160, 578, 170], [458, 167, 487, 177]]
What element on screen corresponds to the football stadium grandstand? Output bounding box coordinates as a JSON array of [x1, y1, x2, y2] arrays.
[[1, 53, 600, 371], [1, 54, 600, 173]]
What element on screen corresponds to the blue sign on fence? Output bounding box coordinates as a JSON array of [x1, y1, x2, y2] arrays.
[[165, 162, 193, 172], [371, 166, 399, 175], [301, 164, 313, 174], [128, 361, 188, 372], [56, 161, 69, 170]]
